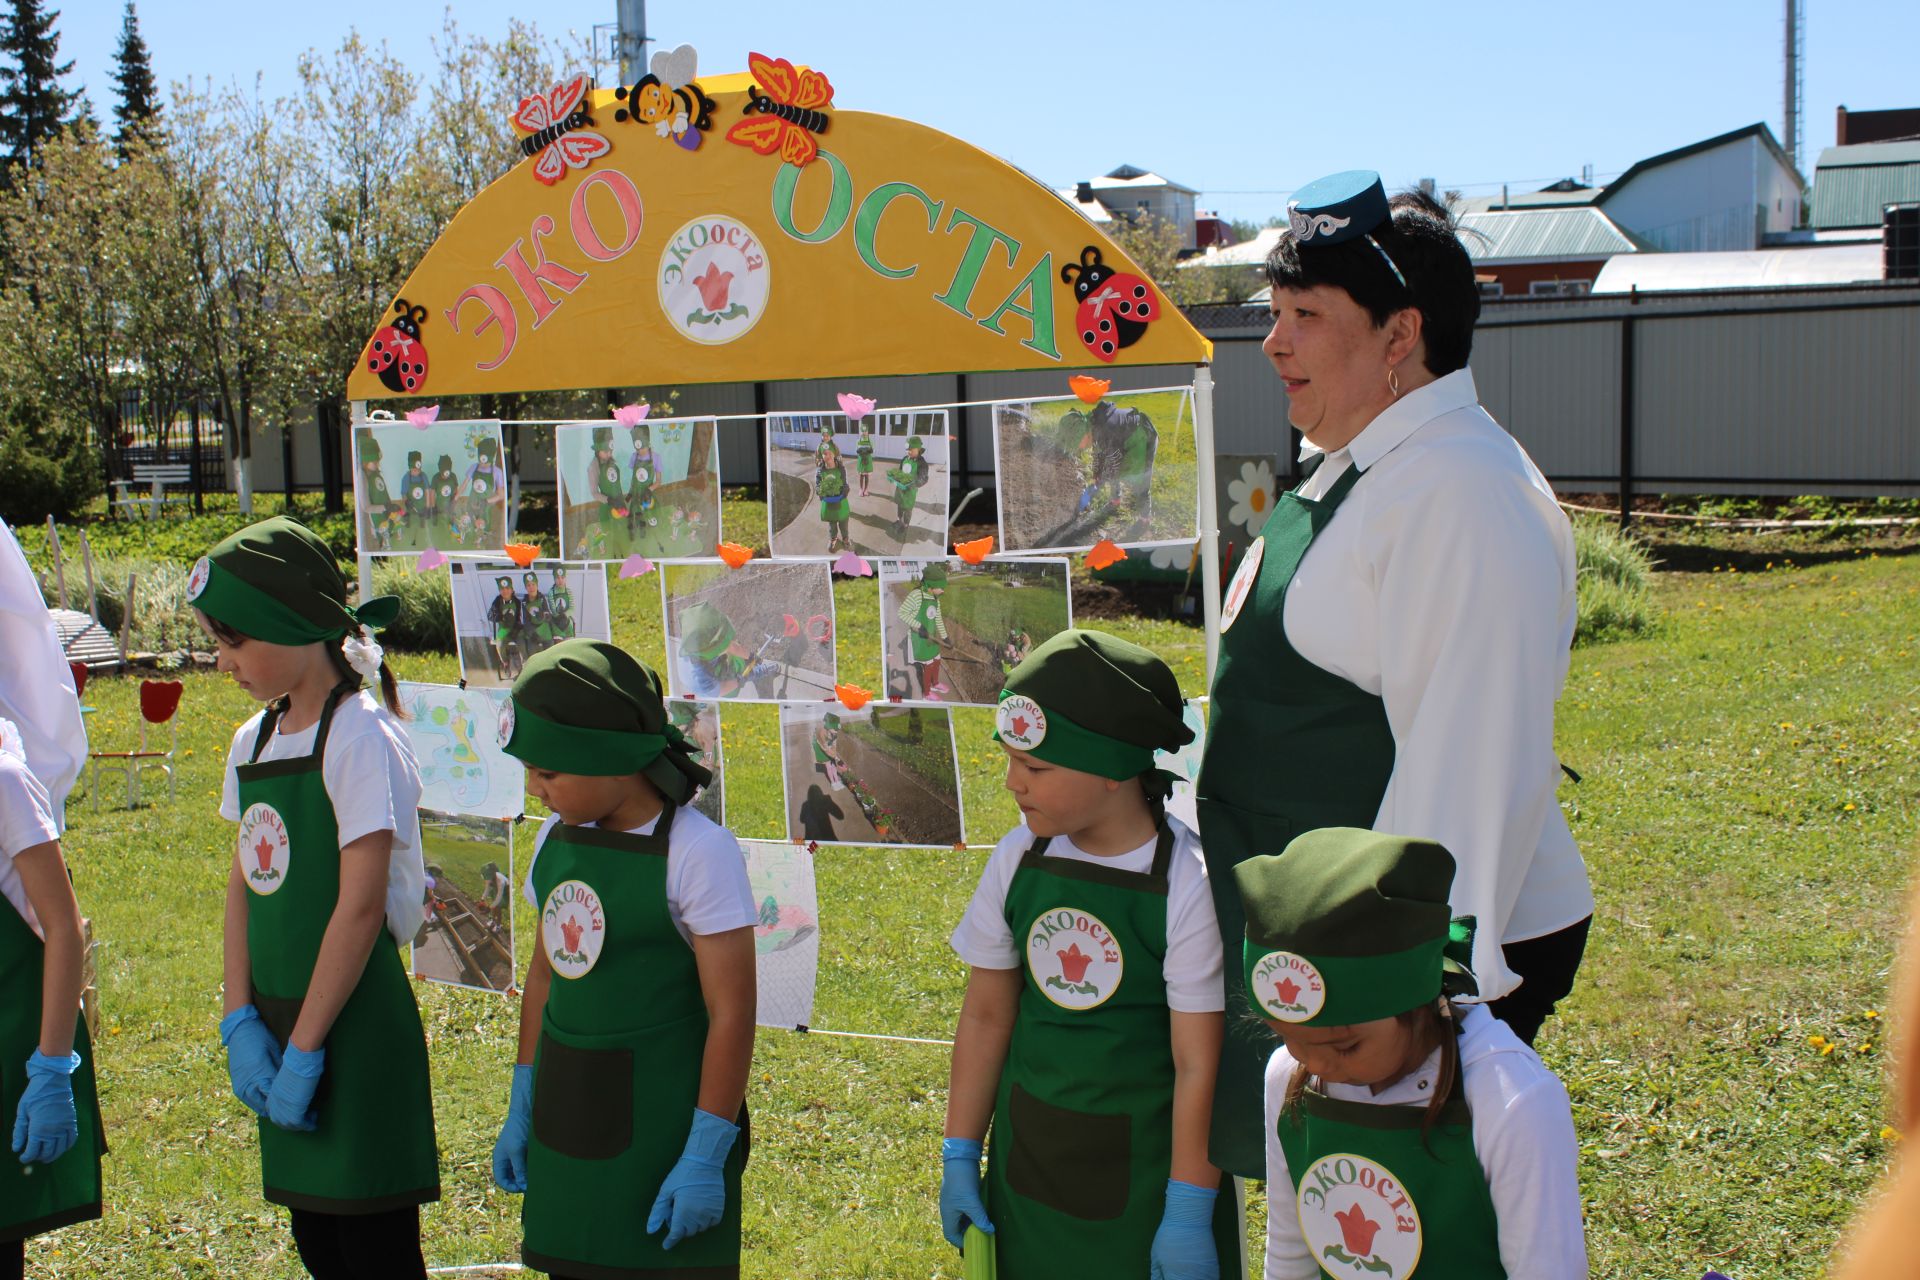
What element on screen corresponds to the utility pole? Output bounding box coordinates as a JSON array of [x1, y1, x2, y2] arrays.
[[616, 0, 649, 84]]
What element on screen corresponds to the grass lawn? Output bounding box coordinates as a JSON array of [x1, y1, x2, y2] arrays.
[[21, 546, 1915, 1278]]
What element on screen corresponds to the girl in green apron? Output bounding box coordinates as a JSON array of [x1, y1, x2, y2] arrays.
[[1236, 829, 1586, 1278], [430, 454, 458, 529], [855, 427, 874, 495], [627, 425, 658, 537], [889, 434, 929, 539], [894, 562, 949, 700], [359, 436, 393, 552], [192, 517, 440, 1279], [0, 720, 105, 1280], [489, 639, 756, 1279], [818, 443, 852, 552], [942, 630, 1237, 1280]]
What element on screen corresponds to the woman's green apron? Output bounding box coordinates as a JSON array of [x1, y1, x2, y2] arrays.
[[0, 902, 105, 1243], [1196, 462, 1396, 1178], [235, 687, 440, 1213], [1276, 1076, 1504, 1279], [523, 808, 748, 1279], [984, 828, 1237, 1278]]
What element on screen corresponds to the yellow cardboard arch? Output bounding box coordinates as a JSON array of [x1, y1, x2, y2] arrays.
[[350, 81, 1211, 400]]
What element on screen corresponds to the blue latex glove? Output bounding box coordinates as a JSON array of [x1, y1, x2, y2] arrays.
[[1149, 1179, 1219, 1280], [219, 1005, 282, 1118], [647, 1108, 739, 1250], [491, 1063, 534, 1193], [10, 1050, 80, 1165], [266, 1043, 325, 1132], [939, 1136, 995, 1249]]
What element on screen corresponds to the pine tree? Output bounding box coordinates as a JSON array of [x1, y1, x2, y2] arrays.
[[0, 0, 80, 175], [109, 0, 157, 154]]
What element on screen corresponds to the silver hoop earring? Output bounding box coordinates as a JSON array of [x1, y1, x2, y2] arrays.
[[1388, 366, 1401, 398]]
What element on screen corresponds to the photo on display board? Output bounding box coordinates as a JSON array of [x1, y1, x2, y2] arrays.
[[450, 560, 610, 688], [1158, 699, 1208, 801], [352, 421, 509, 555], [740, 840, 819, 1030], [396, 681, 525, 821], [779, 702, 965, 849], [877, 557, 1073, 705], [660, 561, 838, 702], [667, 698, 725, 825], [992, 387, 1198, 552], [555, 417, 721, 561], [765, 410, 950, 559], [410, 809, 515, 995]]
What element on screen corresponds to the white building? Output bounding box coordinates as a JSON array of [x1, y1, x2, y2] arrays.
[[1595, 123, 1805, 252], [1059, 165, 1200, 249]]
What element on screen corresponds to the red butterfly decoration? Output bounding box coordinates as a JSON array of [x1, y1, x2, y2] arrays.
[[725, 53, 833, 167], [513, 73, 611, 186]]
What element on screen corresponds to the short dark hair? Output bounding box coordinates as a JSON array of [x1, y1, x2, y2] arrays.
[[1265, 188, 1480, 376]]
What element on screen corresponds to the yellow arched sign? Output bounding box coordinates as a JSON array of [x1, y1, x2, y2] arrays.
[[350, 73, 1211, 400]]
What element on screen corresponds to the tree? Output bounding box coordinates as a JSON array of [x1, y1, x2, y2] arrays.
[[0, 0, 79, 176], [109, 1, 159, 154]]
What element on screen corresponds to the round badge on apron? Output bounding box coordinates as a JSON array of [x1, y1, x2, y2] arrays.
[[1296, 1152, 1423, 1276], [186, 556, 211, 601], [542, 879, 607, 978], [1220, 536, 1264, 632], [496, 698, 516, 749], [239, 801, 292, 895], [636, 466, 652, 485], [411, 486, 425, 500], [603, 465, 620, 487], [1024, 905, 1123, 1010], [439, 484, 452, 499], [474, 477, 489, 494]]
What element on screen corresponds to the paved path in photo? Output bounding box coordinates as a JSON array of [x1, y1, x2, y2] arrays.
[[769, 446, 948, 557]]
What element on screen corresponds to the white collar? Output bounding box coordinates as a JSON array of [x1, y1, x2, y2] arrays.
[[1296, 368, 1480, 470]]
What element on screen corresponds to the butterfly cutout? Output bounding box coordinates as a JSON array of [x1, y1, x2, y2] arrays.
[[725, 52, 833, 168], [513, 73, 611, 186]]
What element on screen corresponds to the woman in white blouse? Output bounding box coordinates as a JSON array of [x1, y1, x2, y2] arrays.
[[1194, 169, 1593, 1179]]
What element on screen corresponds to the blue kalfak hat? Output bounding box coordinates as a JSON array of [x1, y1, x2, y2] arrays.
[[1286, 169, 1409, 288]]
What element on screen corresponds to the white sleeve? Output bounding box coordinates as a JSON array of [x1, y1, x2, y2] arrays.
[[0, 754, 59, 859], [323, 727, 409, 850], [1368, 461, 1576, 999], [1263, 1048, 1317, 1280], [523, 813, 562, 907], [668, 823, 757, 937], [219, 721, 257, 822], [1163, 842, 1224, 1013], [948, 830, 1028, 970], [0, 520, 88, 825], [1477, 1070, 1589, 1277]]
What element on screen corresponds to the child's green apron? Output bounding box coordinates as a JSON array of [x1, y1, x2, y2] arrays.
[[984, 828, 1237, 1278], [0, 899, 105, 1243], [1276, 1074, 1505, 1278], [235, 687, 440, 1213], [522, 808, 748, 1278]]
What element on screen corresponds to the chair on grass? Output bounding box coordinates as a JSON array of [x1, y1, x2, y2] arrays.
[[89, 679, 183, 810], [68, 661, 87, 699]]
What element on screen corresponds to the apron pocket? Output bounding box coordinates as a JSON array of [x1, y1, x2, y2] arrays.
[[1005, 1082, 1131, 1221], [532, 1032, 634, 1161]]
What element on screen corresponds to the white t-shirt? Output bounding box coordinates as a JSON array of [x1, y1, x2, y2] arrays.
[[1261, 1004, 1587, 1279], [1282, 368, 1593, 998], [523, 804, 756, 945], [0, 719, 60, 938], [220, 691, 427, 946], [949, 815, 1225, 1014]]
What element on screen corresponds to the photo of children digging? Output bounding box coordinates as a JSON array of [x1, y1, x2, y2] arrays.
[[662, 561, 838, 701], [993, 388, 1198, 551], [879, 557, 1073, 704], [780, 703, 964, 848]]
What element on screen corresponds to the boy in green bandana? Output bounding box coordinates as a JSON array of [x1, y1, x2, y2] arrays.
[[193, 516, 439, 1274], [889, 434, 930, 538], [895, 562, 949, 700], [486, 576, 523, 678], [430, 454, 458, 525], [627, 424, 658, 536], [547, 567, 576, 642], [1237, 829, 1585, 1277], [818, 443, 852, 552], [520, 572, 554, 654], [401, 451, 430, 542], [941, 629, 1236, 1279], [677, 601, 779, 700], [489, 639, 755, 1279], [359, 436, 394, 551]]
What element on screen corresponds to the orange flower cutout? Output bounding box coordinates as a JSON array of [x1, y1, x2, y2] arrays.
[[834, 683, 873, 711], [1069, 375, 1110, 405], [504, 542, 539, 568], [1086, 539, 1128, 570], [954, 535, 994, 564], [716, 541, 754, 569]]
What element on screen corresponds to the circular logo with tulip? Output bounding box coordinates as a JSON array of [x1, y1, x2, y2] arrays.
[[238, 802, 292, 896], [186, 556, 211, 602], [1220, 537, 1264, 632], [659, 215, 770, 346], [1295, 1153, 1422, 1278], [542, 879, 607, 980], [496, 697, 516, 750], [996, 695, 1048, 751], [1025, 906, 1123, 1010], [1250, 949, 1326, 1023]]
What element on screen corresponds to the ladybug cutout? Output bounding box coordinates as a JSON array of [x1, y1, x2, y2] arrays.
[[1060, 246, 1160, 364], [367, 299, 430, 394]]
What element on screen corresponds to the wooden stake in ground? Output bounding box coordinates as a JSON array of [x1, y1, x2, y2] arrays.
[[78, 530, 100, 624], [118, 571, 136, 657], [45, 515, 68, 609]]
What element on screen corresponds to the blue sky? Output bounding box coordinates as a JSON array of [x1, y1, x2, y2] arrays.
[[58, 0, 1920, 223]]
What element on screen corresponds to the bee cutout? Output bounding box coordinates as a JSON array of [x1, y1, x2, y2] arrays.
[[724, 52, 833, 168], [614, 43, 717, 151], [512, 72, 611, 186], [1061, 246, 1162, 364], [366, 299, 430, 395]]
